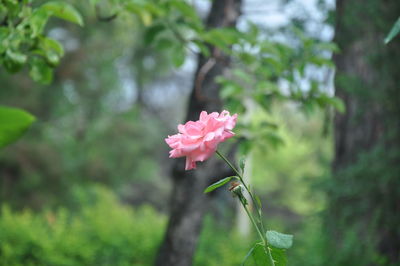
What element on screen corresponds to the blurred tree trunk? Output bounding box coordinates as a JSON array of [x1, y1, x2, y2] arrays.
[[155, 1, 242, 265], [330, 0, 400, 264]]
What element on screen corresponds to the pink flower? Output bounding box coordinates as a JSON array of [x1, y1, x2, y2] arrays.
[[165, 110, 237, 170]]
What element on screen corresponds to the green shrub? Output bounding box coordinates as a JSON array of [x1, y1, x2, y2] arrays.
[[0, 186, 165, 266], [0, 186, 256, 266]]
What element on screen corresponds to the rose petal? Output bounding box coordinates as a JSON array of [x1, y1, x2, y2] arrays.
[[165, 110, 237, 170]]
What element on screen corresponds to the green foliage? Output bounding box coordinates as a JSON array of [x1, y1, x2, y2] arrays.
[[242, 242, 288, 266], [251, 106, 331, 216], [91, 0, 205, 68], [0, 105, 165, 208], [0, 1, 372, 266], [0, 186, 166, 266], [0, 0, 82, 83], [243, 106, 332, 265], [242, 243, 272, 266], [93, 0, 342, 146], [241, 231, 293, 266], [197, 105, 330, 266], [270, 247, 287, 266], [41, 1, 83, 26], [327, 0, 400, 263], [0, 190, 259, 266], [214, 25, 342, 155], [0, 0, 173, 208], [288, 216, 327, 266], [0, 0, 341, 162], [0, 105, 35, 148]]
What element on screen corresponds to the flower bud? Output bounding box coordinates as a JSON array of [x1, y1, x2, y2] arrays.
[[229, 181, 240, 192], [229, 181, 246, 203]]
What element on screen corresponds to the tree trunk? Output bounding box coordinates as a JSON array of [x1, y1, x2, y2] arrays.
[[330, 0, 400, 264], [155, 1, 242, 265]]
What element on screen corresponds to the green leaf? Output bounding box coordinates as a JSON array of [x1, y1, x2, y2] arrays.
[[169, 0, 202, 28], [45, 50, 60, 66], [220, 84, 243, 99], [155, 38, 174, 50], [266, 231, 293, 249], [242, 243, 273, 266], [242, 245, 256, 266], [170, 0, 198, 20], [30, 9, 50, 37], [329, 97, 345, 113], [200, 28, 239, 53], [204, 176, 237, 193], [0, 28, 10, 53], [0, 106, 36, 148], [144, 24, 165, 45], [6, 50, 27, 65], [41, 1, 83, 26], [192, 39, 210, 57], [270, 247, 287, 266], [38, 37, 64, 66], [316, 95, 345, 113], [4, 50, 27, 72], [29, 58, 53, 84], [171, 45, 186, 68], [255, 195, 262, 211], [233, 69, 252, 84], [239, 157, 246, 172], [125, 3, 153, 25], [41, 37, 64, 57], [385, 17, 400, 44]]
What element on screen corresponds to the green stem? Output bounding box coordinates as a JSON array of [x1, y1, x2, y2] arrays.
[[241, 200, 265, 243], [242, 201, 275, 266], [216, 150, 266, 234], [216, 150, 275, 266], [216, 150, 242, 178]]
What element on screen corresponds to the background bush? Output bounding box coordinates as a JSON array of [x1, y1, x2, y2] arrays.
[[0, 186, 255, 266], [0, 186, 165, 266]]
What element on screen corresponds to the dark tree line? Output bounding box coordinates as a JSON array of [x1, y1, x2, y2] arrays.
[[328, 0, 400, 264]]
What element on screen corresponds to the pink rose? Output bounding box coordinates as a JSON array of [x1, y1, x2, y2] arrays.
[[165, 110, 238, 170]]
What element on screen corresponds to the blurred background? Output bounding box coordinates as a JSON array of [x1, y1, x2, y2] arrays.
[[0, 0, 399, 265]]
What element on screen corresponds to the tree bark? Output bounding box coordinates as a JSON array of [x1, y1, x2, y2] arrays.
[[330, 0, 400, 263], [155, 1, 242, 265], [333, 0, 384, 170]]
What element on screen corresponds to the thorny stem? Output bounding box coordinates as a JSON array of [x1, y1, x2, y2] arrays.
[[216, 150, 275, 266]]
